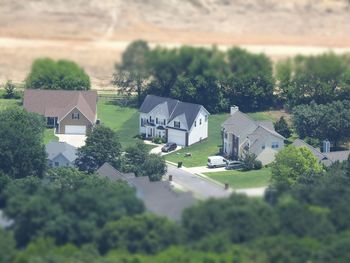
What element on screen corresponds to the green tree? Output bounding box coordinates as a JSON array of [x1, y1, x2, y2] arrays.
[[0, 229, 17, 263], [113, 40, 150, 106], [75, 125, 122, 173], [3, 168, 144, 247], [141, 154, 167, 181], [98, 214, 183, 254], [241, 151, 262, 171], [121, 141, 149, 175], [0, 108, 46, 179], [3, 80, 17, 99], [293, 100, 350, 147], [271, 146, 324, 185], [274, 117, 291, 138], [26, 58, 90, 90]]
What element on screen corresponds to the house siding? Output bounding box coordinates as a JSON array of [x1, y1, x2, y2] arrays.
[[59, 108, 93, 134], [49, 154, 73, 168], [188, 109, 208, 145]]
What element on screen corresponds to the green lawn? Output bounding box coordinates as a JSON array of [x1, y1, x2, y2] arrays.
[[247, 112, 273, 121], [97, 98, 141, 149], [165, 113, 229, 167], [44, 129, 58, 144], [0, 98, 21, 111], [204, 168, 271, 189]]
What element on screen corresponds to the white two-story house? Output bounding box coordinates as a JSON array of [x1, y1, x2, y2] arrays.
[[221, 106, 285, 165], [139, 95, 209, 146]]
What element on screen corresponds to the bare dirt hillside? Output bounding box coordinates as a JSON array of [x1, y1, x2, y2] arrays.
[[0, 0, 350, 88]]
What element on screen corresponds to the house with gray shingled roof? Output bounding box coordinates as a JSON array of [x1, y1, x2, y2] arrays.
[[292, 139, 350, 167], [221, 106, 285, 165], [97, 163, 196, 221], [46, 141, 77, 168], [139, 95, 209, 146]]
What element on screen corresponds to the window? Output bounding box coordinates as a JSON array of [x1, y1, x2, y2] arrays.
[[199, 118, 202, 125], [72, 113, 80, 119], [174, 121, 180, 128], [54, 162, 59, 167], [194, 121, 196, 127], [163, 119, 166, 125], [272, 142, 279, 149], [156, 117, 158, 124], [261, 144, 265, 150], [205, 115, 208, 122], [224, 132, 228, 139]]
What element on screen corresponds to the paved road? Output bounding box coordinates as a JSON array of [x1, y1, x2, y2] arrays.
[[167, 164, 231, 199]]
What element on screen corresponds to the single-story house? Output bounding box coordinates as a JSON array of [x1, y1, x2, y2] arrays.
[[292, 139, 350, 167], [23, 89, 98, 134], [46, 141, 77, 167], [221, 106, 285, 165], [97, 163, 196, 221], [139, 95, 209, 146]]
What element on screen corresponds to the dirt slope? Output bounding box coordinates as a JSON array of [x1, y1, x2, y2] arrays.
[[0, 0, 349, 88]]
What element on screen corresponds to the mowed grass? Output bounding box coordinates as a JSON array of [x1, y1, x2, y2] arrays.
[[165, 113, 229, 167], [204, 168, 271, 189], [97, 98, 140, 149], [0, 98, 21, 111], [44, 129, 58, 144]]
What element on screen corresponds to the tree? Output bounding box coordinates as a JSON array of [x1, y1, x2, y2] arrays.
[[121, 141, 149, 175], [2, 168, 144, 247], [346, 154, 350, 178], [293, 100, 350, 147], [271, 146, 324, 186], [113, 40, 150, 106], [75, 125, 122, 173], [98, 214, 183, 254], [274, 117, 291, 138], [26, 58, 90, 90], [0, 108, 46, 179], [0, 229, 16, 263], [241, 151, 262, 171], [3, 80, 17, 99], [141, 154, 167, 181]]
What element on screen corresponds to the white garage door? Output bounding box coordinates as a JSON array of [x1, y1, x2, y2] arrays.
[[65, 125, 86, 134], [168, 129, 186, 146]]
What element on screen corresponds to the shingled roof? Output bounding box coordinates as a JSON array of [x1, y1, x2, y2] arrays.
[[23, 89, 97, 124], [45, 141, 77, 162], [139, 95, 208, 129], [97, 162, 196, 221]]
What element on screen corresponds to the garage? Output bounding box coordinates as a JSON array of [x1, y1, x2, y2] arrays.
[[65, 125, 86, 134], [168, 128, 186, 146]]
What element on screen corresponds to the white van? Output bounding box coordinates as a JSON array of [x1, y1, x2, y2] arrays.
[[207, 156, 228, 168]]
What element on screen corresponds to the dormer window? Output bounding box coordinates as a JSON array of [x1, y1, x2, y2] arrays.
[[174, 121, 180, 128], [72, 113, 80, 119]]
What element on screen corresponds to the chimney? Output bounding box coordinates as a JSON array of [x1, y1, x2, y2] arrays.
[[230, 106, 239, 115], [323, 140, 331, 153]]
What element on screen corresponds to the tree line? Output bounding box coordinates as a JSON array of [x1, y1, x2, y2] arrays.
[[2, 146, 350, 262]]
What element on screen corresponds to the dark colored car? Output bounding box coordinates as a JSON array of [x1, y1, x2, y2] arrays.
[[225, 161, 244, 170], [161, 142, 177, 152]]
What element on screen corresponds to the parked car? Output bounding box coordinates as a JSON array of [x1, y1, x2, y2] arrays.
[[207, 156, 228, 168], [161, 142, 177, 152], [225, 160, 244, 170]]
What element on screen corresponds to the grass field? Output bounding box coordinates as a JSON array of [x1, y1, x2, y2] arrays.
[[97, 98, 141, 149], [44, 129, 58, 144], [0, 98, 21, 111], [204, 168, 271, 189]]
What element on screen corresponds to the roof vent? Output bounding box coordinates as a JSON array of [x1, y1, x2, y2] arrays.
[[323, 140, 331, 153], [230, 106, 239, 115]]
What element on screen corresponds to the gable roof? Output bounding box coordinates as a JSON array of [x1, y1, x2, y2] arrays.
[[97, 162, 196, 221], [222, 110, 284, 141], [139, 95, 208, 130], [292, 139, 327, 162], [23, 90, 97, 124], [45, 141, 77, 162], [324, 150, 350, 163]]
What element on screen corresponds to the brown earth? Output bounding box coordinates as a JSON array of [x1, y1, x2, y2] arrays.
[[0, 0, 350, 88]]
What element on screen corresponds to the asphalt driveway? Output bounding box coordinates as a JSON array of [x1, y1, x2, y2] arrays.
[[57, 134, 86, 148]]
